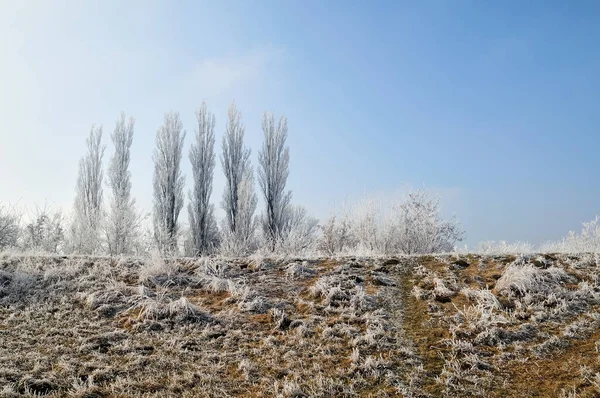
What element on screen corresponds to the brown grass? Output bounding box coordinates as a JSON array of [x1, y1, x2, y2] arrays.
[[1, 253, 600, 397]]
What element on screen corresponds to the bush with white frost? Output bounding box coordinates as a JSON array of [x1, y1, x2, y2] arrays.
[[0, 205, 20, 251], [391, 190, 464, 254], [474, 215, 600, 254], [317, 213, 352, 256], [22, 206, 65, 253], [316, 190, 464, 256], [273, 205, 319, 255], [351, 197, 387, 254], [477, 240, 534, 255], [138, 249, 178, 285], [541, 216, 600, 253]]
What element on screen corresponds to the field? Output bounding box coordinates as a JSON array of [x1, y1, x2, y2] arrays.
[[1, 252, 600, 397]]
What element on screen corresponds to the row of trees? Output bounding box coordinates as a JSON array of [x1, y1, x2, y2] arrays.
[[70, 102, 317, 257], [0, 191, 465, 257], [0, 101, 466, 257]]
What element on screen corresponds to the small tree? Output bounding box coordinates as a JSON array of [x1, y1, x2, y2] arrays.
[[0, 204, 20, 251], [258, 112, 292, 251], [393, 189, 464, 254], [220, 102, 257, 255], [106, 112, 142, 255], [188, 102, 218, 255], [351, 197, 381, 254], [152, 112, 186, 254], [276, 205, 318, 255], [71, 125, 105, 254], [317, 213, 352, 256], [540, 216, 600, 253], [23, 205, 65, 253]]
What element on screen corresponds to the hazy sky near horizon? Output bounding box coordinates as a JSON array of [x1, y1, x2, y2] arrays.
[[1, 0, 599, 248]]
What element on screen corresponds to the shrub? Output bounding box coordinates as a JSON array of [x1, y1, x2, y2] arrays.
[[22, 206, 65, 253], [0, 205, 20, 251]]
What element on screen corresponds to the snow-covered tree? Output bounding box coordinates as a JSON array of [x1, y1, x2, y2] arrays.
[[392, 189, 464, 254], [0, 204, 20, 251], [71, 126, 105, 254], [106, 113, 142, 255], [152, 112, 185, 254], [188, 102, 218, 255], [23, 205, 65, 253], [276, 205, 318, 255], [317, 212, 352, 256], [317, 191, 463, 256], [540, 215, 600, 253], [221, 167, 258, 255], [258, 112, 292, 251], [351, 197, 381, 254], [220, 102, 257, 255]]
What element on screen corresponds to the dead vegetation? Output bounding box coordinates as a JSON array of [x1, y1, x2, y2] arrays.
[[405, 253, 600, 397], [1, 252, 600, 396]]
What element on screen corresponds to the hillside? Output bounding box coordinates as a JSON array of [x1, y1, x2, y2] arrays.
[[1, 252, 599, 397]]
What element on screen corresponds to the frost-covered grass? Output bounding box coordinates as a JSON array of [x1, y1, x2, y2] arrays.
[[2, 252, 600, 397], [409, 253, 600, 396], [495, 260, 572, 296], [0, 253, 415, 397]]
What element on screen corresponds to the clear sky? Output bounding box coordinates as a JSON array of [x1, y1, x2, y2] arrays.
[[1, 0, 599, 247]]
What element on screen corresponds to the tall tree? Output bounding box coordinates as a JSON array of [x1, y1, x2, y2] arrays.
[[106, 112, 140, 255], [152, 112, 185, 253], [188, 102, 218, 255], [72, 125, 105, 254], [258, 112, 292, 251], [220, 102, 256, 255]]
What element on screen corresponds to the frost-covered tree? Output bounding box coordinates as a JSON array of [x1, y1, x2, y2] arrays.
[[540, 215, 600, 253], [105, 113, 142, 255], [220, 102, 257, 255], [258, 112, 292, 251], [317, 191, 463, 256], [0, 204, 20, 251], [152, 112, 186, 253], [347, 197, 399, 255], [351, 197, 381, 253], [188, 102, 218, 255], [221, 167, 258, 255], [276, 205, 318, 254], [392, 189, 464, 254], [71, 126, 105, 254], [23, 205, 65, 253], [317, 212, 352, 256]]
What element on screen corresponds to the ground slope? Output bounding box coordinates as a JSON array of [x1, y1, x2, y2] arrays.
[[0, 253, 599, 397]]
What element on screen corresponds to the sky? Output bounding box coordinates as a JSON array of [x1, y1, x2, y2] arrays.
[[1, 0, 599, 248]]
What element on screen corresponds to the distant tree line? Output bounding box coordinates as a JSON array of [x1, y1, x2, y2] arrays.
[[0, 101, 467, 257]]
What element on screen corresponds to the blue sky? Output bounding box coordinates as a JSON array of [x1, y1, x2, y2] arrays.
[[1, 0, 599, 247]]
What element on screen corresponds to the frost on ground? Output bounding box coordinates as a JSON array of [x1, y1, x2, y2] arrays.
[[1, 253, 600, 397], [0, 254, 416, 397], [407, 253, 600, 397]]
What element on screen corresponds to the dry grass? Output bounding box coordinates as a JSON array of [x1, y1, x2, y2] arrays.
[[1, 252, 600, 396]]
